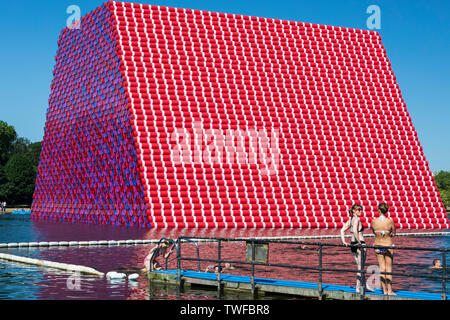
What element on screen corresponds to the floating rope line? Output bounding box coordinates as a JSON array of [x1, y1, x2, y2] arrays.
[[0, 239, 158, 249], [0, 231, 447, 249]]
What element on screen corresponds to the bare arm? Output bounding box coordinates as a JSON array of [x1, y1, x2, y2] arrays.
[[340, 219, 351, 245], [390, 218, 396, 237], [148, 246, 157, 258], [163, 247, 172, 259]]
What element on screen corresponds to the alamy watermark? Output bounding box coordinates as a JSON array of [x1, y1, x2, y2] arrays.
[[366, 265, 381, 291], [66, 5, 81, 29], [66, 271, 81, 291], [170, 122, 280, 176], [366, 5, 381, 30]]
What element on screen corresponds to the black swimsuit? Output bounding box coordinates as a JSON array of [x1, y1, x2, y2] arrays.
[[350, 217, 365, 254], [350, 240, 366, 254]]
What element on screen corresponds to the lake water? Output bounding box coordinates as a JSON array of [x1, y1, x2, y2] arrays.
[[0, 213, 448, 300]]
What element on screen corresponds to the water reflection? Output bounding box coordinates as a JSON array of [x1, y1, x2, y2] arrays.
[[0, 215, 448, 299]]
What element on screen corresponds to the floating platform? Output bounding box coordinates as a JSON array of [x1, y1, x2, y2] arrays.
[[11, 209, 31, 215], [149, 269, 447, 300]]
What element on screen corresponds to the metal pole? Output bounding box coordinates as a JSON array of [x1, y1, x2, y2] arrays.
[[442, 250, 447, 301], [177, 239, 182, 288], [251, 240, 256, 296], [359, 245, 366, 300], [318, 244, 323, 300], [217, 239, 222, 295]]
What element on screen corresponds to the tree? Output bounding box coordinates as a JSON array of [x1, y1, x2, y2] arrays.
[[434, 171, 450, 191], [0, 180, 14, 204], [0, 121, 42, 206], [27, 141, 42, 167], [439, 189, 450, 209], [3, 153, 36, 205], [10, 137, 31, 155], [0, 120, 17, 166], [0, 165, 10, 201], [435, 171, 450, 209]]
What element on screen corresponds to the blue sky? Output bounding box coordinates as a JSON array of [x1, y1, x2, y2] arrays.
[[0, 0, 449, 172]]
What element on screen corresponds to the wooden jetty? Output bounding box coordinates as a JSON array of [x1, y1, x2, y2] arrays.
[[148, 269, 447, 300]]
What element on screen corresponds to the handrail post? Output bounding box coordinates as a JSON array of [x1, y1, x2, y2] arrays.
[[177, 238, 182, 288], [149, 239, 161, 272], [150, 237, 177, 272], [217, 239, 222, 295], [442, 250, 447, 301], [165, 239, 178, 270], [251, 240, 256, 296], [318, 244, 323, 300], [359, 244, 366, 300]]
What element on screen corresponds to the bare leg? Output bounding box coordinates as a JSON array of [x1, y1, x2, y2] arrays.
[[361, 248, 373, 291], [353, 251, 362, 292], [385, 250, 396, 295], [375, 253, 387, 295]]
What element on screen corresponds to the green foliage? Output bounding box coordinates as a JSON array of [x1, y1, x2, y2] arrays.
[[0, 121, 41, 206], [4, 154, 36, 184], [435, 171, 450, 209], [435, 171, 450, 191], [0, 120, 17, 166], [10, 137, 31, 155], [0, 165, 7, 185], [440, 189, 450, 209], [28, 142, 42, 167], [3, 153, 36, 205]]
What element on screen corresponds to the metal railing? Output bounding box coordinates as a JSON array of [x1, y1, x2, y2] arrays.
[[169, 236, 449, 300], [149, 237, 201, 273], [148, 237, 177, 272]]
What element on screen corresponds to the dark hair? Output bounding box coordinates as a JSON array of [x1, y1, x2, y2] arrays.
[[160, 239, 171, 246], [348, 204, 363, 216], [433, 259, 441, 266], [378, 203, 389, 215]]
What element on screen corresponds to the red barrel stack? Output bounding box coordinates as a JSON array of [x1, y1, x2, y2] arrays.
[[31, 1, 449, 230]]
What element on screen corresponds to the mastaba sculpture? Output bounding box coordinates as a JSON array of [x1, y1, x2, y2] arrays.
[[32, 1, 449, 229]]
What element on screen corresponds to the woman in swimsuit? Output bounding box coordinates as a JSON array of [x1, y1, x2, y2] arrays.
[[340, 204, 369, 293], [143, 240, 172, 272], [371, 202, 396, 295]]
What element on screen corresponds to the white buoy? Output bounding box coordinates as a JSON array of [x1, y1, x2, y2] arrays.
[[128, 273, 139, 281], [106, 271, 127, 279]]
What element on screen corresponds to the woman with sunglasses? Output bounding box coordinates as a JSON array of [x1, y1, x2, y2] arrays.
[[340, 203, 369, 293]]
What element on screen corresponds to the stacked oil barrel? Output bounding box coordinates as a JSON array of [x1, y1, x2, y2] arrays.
[[32, 5, 149, 227], [31, 1, 449, 229]]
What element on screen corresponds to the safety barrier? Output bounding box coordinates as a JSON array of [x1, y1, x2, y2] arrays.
[[172, 236, 449, 300]]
